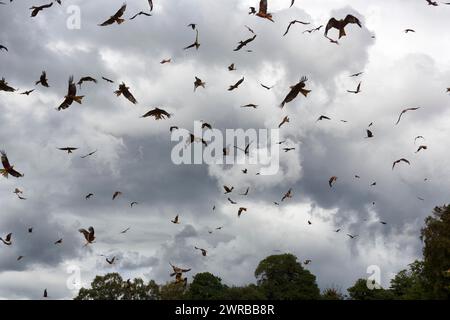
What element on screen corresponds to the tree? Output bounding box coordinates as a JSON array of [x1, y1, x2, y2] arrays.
[[389, 260, 429, 299], [159, 282, 187, 300], [75, 273, 159, 300], [254, 254, 321, 300], [321, 286, 345, 300], [420, 205, 450, 299], [347, 278, 394, 300], [185, 272, 228, 300]]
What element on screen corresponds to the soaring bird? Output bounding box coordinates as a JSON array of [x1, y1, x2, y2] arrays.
[[245, 25, 255, 34], [261, 83, 274, 90], [425, 0, 439, 6], [130, 201, 138, 207], [290, 0, 295, 8], [324, 14, 362, 40], [304, 259, 312, 265], [35, 71, 49, 87], [395, 107, 420, 125], [102, 76, 114, 83], [148, 0, 153, 11], [228, 77, 244, 91], [13, 188, 23, 195], [85, 193, 93, 199], [58, 76, 84, 111], [80, 150, 97, 158], [329, 176, 337, 187], [105, 257, 116, 265], [347, 234, 358, 239], [1, 151, 24, 178], [228, 198, 237, 204], [234, 142, 252, 155], [392, 158, 410, 170], [414, 136, 425, 144], [115, 82, 137, 104], [350, 72, 364, 77], [130, 11, 152, 20], [283, 20, 310, 36], [303, 25, 323, 34], [112, 191, 122, 200], [183, 30, 200, 50], [347, 82, 361, 94], [228, 63, 236, 71], [317, 115, 331, 121], [30, 3, 53, 17], [234, 34, 256, 51], [283, 147, 295, 152], [0, 233, 12, 245], [281, 76, 311, 108], [240, 187, 250, 196], [195, 246, 207, 256], [415, 145, 428, 153], [171, 215, 180, 224], [0, 45, 7, 52], [77, 76, 97, 88], [58, 147, 78, 154], [241, 104, 258, 108], [20, 89, 35, 95], [404, 29, 415, 33], [0, 77, 16, 92], [186, 133, 208, 147], [170, 262, 191, 277], [223, 185, 234, 194], [194, 77, 206, 91], [278, 116, 290, 128], [249, 7, 256, 15], [256, 0, 274, 22], [120, 227, 130, 234], [141, 107, 171, 120], [17, 256, 24, 261], [54, 238, 63, 245], [238, 207, 247, 217], [365, 129, 374, 138], [281, 189, 292, 201], [79, 226, 95, 245], [160, 58, 171, 64], [99, 3, 127, 26]]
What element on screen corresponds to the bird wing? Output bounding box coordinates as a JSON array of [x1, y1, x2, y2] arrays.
[[324, 18, 339, 37], [78, 229, 90, 239], [148, 0, 153, 11], [123, 88, 137, 104], [99, 16, 116, 26], [283, 21, 294, 36], [258, 0, 268, 14], [343, 14, 362, 28], [113, 3, 127, 18]]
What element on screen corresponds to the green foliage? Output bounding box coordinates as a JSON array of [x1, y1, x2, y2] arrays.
[[347, 279, 394, 300], [75, 273, 159, 300], [185, 272, 228, 299], [420, 205, 450, 299], [389, 260, 430, 299], [321, 287, 345, 300], [223, 285, 266, 300], [254, 254, 321, 300], [159, 282, 187, 300]]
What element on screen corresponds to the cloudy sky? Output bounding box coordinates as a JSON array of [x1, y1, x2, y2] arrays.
[[0, 0, 449, 299]]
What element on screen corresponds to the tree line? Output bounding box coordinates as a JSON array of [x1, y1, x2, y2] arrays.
[[75, 205, 450, 300]]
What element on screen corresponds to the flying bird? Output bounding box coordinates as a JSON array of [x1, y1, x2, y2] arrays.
[[130, 201, 138, 207], [183, 30, 200, 50], [228, 198, 237, 204], [283, 20, 310, 36], [20, 89, 35, 95], [1, 151, 24, 178], [187, 23, 197, 30], [160, 58, 171, 64], [148, 0, 153, 11], [0, 233, 12, 245], [283, 147, 295, 152], [281, 189, 292, 201], [238, 207, 247, 217], [228, 77, 245, 91], [0, 45, 7, 52], [130, 11, 152, 20], [0, 78, 16, 92], [392, 158, 410, 170], [115, 82, 137, 104], [141, 107, 171, 120], [329, 176, 337, 187], [171, 215, 180, 224], [261, 83, 274, 90], [414, 136, 425, 144], [99, 3, 127, 26], [395, 107, 420, 125], [317, 115, 331, 121], [303, 25, 323, 34], [35, 71, 49, 87], [281, 76, 311, 108], [405, 29, 415, 33], [256, 0, 274, 22], [194, 246, 207, 256], [77, 76, 97, 88], [228, 63, 236, 71], [241, 104, 258, 108], [112, 191, 122, 200], [223, 185, 234, 194], [415, 145, 428, 153], [30, 3, 53, 17], [240, 187, 250, 196], [425, 0, 439, 6], [365, 129, 374, 138], [234, 34, 257, 51], [244, 25, 255, 34], [278, 116, 290, 128], [347, 82, 361, 94], [194, 77, 206, 91], [85, 193, 93, 199], [79, 226, 95, 245], [58, 147, 78, 154], [54, 238, 63, 245], [120, 227, 130, 234], [347, 234, 358, 239], [170, 262, 191, 276], [102, 76, 114, 83], [80, 150, 97, 158], [106, 257, 116, 265], [350, 72, 364, 77], [58, 76, 84, 111], [325, 14, 362, 40]]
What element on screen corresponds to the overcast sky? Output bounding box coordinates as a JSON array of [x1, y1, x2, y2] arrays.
[[0, 0, 449, 299]]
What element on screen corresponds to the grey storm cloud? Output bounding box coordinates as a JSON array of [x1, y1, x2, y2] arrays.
[[0, 0, 449, 299]]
